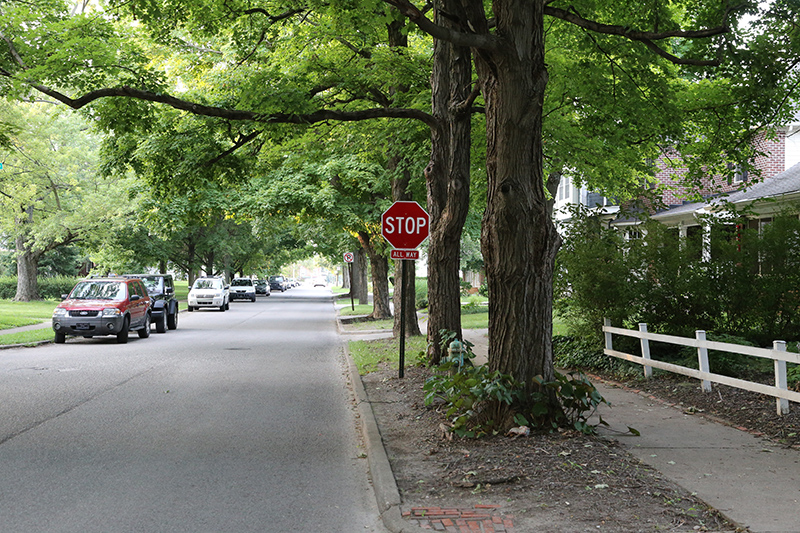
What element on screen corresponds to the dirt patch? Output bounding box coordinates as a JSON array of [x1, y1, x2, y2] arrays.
[[362, 364, 755, 532]]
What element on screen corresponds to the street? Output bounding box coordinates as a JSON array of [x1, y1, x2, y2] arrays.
[[0, 287, 385, 532]]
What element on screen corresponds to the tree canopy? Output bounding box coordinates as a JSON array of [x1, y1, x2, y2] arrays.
[[2, 0, 799, 423]]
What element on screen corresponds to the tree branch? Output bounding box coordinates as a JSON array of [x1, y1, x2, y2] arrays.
[[543, 5, 739, 67], [23, 83, 439, 130], [382, 0, 499, 50]]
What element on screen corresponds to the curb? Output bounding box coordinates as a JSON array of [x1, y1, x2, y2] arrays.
[[346, 345, 421, 532]]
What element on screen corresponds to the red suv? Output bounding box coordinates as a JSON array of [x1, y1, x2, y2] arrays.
[[52, 277, 152, 344]]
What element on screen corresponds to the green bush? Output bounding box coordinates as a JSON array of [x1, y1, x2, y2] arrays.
[[553, 335, 640, 377], [556, 205, 800, 351], [425, 331, 611, 437], [0, 276, 81, 300], [415, 277, 428, 309]]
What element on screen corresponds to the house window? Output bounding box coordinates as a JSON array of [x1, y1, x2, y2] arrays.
[[557, 175, 572, 202], [727, 163, 749, 184]]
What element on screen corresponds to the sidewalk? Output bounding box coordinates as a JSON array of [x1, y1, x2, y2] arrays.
[[345, 318, 800, 533]]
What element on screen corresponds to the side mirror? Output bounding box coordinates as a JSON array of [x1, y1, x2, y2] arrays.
[[61, 294, 68, 300], [130, 295, 141, 301], [166, 287, 174, 295]]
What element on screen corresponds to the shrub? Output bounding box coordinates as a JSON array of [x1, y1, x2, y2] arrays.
[[556, 205, 800, 353], [425, 331, 611, 437], [0, 276, 80, 300], [553, 335, 640, 378], [415, 277, 428, 310]]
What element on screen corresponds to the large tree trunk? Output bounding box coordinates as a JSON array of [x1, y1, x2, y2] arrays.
[[392, 259, 421, 337], [357, 231, 392, 319], [14, 237, 42, 301], [473, 0, 562, 405], [424, 0, 473, 363], [353, 248, 369, 305]]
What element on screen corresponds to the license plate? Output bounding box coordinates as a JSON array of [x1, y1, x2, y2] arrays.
[[75, 323, 91, 330]]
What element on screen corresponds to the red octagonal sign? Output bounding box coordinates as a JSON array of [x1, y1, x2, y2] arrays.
[[381, 201, 430, 250]]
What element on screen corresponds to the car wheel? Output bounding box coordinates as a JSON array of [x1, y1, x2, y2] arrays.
[[117, 317, 129, 344], [155, 312, 167, 333], [225, 301, 230, 310], [167, 308, 178, 330], [251, 296, 256, 302], [54, 332, 66, 344], [188, 305, 194, 312], [138, 314, 151, 338], [220, 302, 226, 312]]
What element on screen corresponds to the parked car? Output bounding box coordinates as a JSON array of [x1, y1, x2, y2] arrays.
[[188, 277, 230, 312], [255, 279, 271, 296], [269, 275, 288, 292], [122, 274, 179, 333], [230, 278, 257, 302], [52, 277, 152, 344], [313, 277, 327, 287]]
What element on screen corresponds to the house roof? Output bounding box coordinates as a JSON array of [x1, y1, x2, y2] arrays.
[[651, 161, 800, 223], [724, 161, 800, 203]]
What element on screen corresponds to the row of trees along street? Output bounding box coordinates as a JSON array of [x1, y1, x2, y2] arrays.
[[2, 0, 799, 422]]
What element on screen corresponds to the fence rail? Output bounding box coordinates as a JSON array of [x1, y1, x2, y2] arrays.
[[603, 319, 800, 416]]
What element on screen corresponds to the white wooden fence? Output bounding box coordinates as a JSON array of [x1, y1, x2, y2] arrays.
[[603, 319, 800, 416]]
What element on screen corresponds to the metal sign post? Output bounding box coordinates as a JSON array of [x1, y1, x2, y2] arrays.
[[399, 259, 407, 378], [343, 252, 355, 311]]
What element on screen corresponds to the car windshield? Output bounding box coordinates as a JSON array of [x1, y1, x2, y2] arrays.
[[194, 279, 221, 290], [70, 281, 126, 301], [140, 277, 163, 295], [270, 276, 284, 282], [232, 279, 253, 286]]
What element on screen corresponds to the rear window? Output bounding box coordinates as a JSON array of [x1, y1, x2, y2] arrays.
[[232, 279, 254, 286], [140, 276, 163, 295]]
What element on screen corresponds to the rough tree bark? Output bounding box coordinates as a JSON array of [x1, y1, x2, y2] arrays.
[[469, 0, 562, 402], [15, 239, 43, 301], [357, 231, 392, 319], [424, 0, 473, 363], [353, 248, 369, 305]]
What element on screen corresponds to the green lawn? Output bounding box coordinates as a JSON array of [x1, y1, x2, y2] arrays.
[[0, 328, 54, 346], [349, 335, 428, 374], [0, 300, 59, 330]]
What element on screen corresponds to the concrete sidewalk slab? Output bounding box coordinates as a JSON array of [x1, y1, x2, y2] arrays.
[[593, 380, 800, 533]]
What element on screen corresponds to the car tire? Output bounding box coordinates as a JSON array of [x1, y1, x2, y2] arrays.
[[220, 302, 226, 312], [251, 296, 256, 302], [138, 314, 151, 338], [117, 317, 129, 344], [54, 332, 66, 344], [167, 308, 178, 330], [225, 301, 230, 310], [155, 312, 167, 333], [188, 305, 194, 312]]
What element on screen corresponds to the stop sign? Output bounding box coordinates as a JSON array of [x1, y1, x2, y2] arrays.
[[381, 201, 430, 249]]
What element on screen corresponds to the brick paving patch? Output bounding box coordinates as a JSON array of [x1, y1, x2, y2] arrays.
[[402, 505, 514, 532]]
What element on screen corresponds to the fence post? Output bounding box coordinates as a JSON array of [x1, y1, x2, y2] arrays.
[[696, 330, 712, 392], [774, 341, 789, 416], [603, 318, 613, 353], [639, 323, 652, 379]]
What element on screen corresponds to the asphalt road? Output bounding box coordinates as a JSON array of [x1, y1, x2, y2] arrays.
[[0, 286, 386, 532]]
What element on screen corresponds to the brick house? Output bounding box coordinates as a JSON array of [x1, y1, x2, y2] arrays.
[[554, 115, 800, 229]]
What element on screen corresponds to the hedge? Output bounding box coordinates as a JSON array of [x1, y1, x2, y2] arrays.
[[0, 276, 81, 300]]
